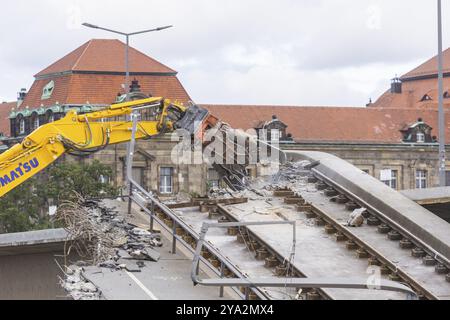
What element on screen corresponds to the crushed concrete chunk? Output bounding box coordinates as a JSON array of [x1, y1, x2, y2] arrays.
[[131, 228, 153, 237], [80, 282, 98, 293], [62, 266, 101, 300], [98, 260, 120, 269], [347, 208, 366, 227], [130, 248, 160, 262]]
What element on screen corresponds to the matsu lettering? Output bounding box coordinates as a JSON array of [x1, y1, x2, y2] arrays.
[[0, 158, 40, 187]]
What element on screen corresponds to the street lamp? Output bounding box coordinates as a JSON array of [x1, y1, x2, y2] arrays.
[[437, 0, 446, 187], [82, 23, 172, 212], [82, 22, 173, 96]]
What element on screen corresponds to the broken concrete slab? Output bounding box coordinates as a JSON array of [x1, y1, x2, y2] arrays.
[[129, 248, 161, 262]]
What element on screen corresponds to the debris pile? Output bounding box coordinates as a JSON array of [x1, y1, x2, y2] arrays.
[[271, 161, 312, 185], [56, 196, 164, 299], [56, 196, 128, 264], [208, 161, 314, 201], [61, 265, 101, 300]]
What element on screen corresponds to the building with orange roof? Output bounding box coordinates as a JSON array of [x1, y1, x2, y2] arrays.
[[1, 39, 450, 195], [6, 39, 190, 138], [1, 39, 200, 197], [23, 39, 189, 108], [0, 102, 16, 137], [198, 49, 450, 190], [372, 48, 450, 110], [201, 103, 450, 190]]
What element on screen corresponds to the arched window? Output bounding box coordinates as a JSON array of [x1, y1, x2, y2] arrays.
[[19, 117, 25, 135], [31, 113, 40, 130], [46, 110, 54, 123]]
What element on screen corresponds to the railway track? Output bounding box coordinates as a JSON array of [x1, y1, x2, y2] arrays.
[[214, 204, 331, 300], [131, 162, 450, 300], [137, 196, 410, 300], [132, 196, 270, 300], [281, 168, 450, 300], [134, 194, 333, 300], [164, 202, 318, 300]]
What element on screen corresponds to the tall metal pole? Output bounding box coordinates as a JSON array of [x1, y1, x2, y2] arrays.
[[127, 112, 139, 215], [437, 0, 446, 186], [125, 35, 130, 95]]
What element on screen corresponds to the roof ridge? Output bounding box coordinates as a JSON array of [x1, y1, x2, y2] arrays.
[[72, 39, 93, 71], [402, 47, 450, 79], [34, 40, 91, 77], [126, 42, 176, 74], [64, 71, 75, 106]]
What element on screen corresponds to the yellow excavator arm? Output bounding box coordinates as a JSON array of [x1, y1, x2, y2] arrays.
[[0, 97, 211, 198]]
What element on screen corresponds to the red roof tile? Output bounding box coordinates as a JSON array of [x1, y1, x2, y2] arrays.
[[19, 39, 191, 109], [372, 77, 450, 109], [36, 39, 176, 77], [372, 48, 450, 109], [20, 74, 191, 108], [0, 102, 15, 136], [20, 75, 72, 109], [202, 104, 450, 144], [402, 47, 450, 79]]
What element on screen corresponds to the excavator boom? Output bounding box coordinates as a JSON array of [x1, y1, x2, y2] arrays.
[[0, 97, 213, 198], [0, 93, 251, 198]]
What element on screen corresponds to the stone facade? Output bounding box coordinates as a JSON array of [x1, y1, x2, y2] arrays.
[[3, 39, 450, 197], [283, 143, 450, 190], [74, 136, 209, 198]]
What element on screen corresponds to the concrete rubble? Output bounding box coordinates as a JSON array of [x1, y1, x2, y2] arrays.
[[208, 161, 314, 201], [62, 266, 101, 300], [347, 208, 366, 227], [54, 158, 447, 300], [57, 198, 164, 300], [57, 162, 316, 300]]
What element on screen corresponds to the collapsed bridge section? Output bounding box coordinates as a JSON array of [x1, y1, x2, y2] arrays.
[[286, 151, 450, 262]]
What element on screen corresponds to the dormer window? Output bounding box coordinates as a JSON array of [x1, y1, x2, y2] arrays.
[[255, 115, 288, 142], [416, 132, 425, 143], [41, 80, 55, 100], [420, 94, 432, 102], [401, 118, 433, 144]]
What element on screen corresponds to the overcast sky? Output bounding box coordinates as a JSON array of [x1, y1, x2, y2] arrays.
[[0, 0, 448, 106]]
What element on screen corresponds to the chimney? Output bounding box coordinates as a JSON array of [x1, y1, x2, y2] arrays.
[[129, 79, 141, 93], [390, 77, 402, 94], [17, 88, 27, 107]]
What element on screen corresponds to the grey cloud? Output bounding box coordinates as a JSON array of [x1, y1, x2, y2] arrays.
[[0, 0, 448, 106]]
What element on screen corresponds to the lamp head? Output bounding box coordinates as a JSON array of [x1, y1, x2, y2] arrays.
[[82, 23, 99, 29], [156, 25, 173, 31]]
